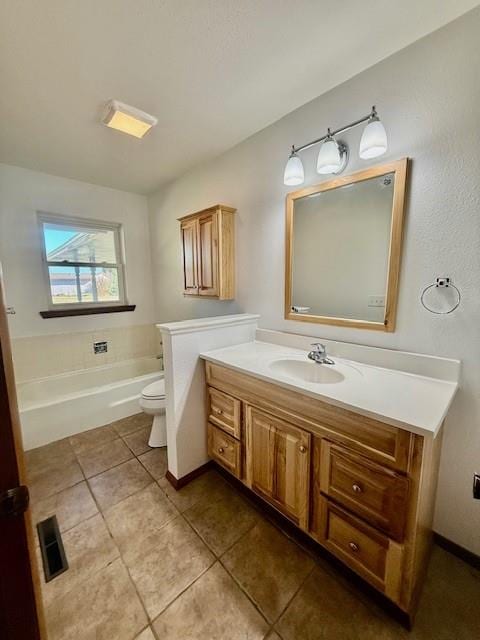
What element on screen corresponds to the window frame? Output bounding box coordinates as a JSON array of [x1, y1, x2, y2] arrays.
[[37, 212, 128, 310]]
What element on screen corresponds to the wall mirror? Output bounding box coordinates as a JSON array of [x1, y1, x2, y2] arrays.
[[285, 159, 408, 331]]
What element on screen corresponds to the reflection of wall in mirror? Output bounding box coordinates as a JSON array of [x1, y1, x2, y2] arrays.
[[292, 175, 393, 322]]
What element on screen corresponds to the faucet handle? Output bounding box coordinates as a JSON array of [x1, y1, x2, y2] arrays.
[[310, 342, 326, 352]]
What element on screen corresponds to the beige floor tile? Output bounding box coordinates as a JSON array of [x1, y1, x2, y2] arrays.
[[275, 564, 404, 640], [88, 458, 153, 510], [111, 412, 152, 437], [39, 513, 119, 608], [104, 483, 178, 555], [28, 458, 84, 502], [222, 520, 314, 623], [184, 490, 259, 555], [77, 437, 133, 478], [123, 425, 153, 456], [69, 424, 117, 456], [139, 447, 168, 480], [153, 562, 269, 640], [135, 628, 156, 640], [31, 481, 98, 533], [158, 469, 233, 512], [124, 516, 215, 620], [411, 546, 480, 640], [25, 438, 76, 471], [45, 558, 147, 640]]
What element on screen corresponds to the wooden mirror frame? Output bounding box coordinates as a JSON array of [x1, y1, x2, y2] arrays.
[[285, 158, 409, 332]]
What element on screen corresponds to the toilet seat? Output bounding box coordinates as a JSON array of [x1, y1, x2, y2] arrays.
[[141, 379, 165, 400]]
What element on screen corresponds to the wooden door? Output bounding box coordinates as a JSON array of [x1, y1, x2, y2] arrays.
[[0, 266, 45, 639], [197, 211, 218, 297], [245, 406, 310, 529], [181, 218, 199, 295]]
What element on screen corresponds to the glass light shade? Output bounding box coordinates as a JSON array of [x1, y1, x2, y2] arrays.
[[359, 118, 388, 159], [283, 153, 304, 186], [316, 137, 342, 174]]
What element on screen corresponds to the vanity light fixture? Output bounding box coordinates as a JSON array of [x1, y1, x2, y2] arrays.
[[284, 106, 387, 185], [316, 129, 348, 175], [359, 107, 388, 159], [102, 99, 158, 139], [283, 147, 305, 186]]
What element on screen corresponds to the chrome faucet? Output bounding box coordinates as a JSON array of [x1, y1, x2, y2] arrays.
[[307, 343, 335, 365]]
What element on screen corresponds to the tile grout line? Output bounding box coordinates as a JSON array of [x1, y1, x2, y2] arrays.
[[178, 508, 272, 628], [29, 427, 306, 639], [144, 496, 266, 630], [270, 562, 316, 631], [161, 473, 309, 631], [178, 478, 316, 631], [84, 443, 159, 635], [28, 418, 160, 639]]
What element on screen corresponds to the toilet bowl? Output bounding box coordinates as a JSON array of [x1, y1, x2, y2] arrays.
[[140, 378, 166, 447]]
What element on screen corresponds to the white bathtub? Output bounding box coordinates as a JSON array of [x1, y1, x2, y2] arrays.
[[18, 357, 163, 450]]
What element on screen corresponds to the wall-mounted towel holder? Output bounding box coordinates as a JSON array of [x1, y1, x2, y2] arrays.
[[420, 277, 461, 314]]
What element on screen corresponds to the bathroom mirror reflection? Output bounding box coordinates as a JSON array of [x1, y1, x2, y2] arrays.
[[285, 159, 408, 331]]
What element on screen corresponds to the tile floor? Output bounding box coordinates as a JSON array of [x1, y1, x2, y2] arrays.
[[26, 415, 480, 639]]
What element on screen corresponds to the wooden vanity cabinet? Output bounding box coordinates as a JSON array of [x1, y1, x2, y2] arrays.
[[179, 205, 235, 300], [245, 406, 310, 529], [204, 361, 442, 622]]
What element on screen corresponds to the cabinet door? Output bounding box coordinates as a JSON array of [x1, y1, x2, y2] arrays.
[[197, 212, 219, 296], [245, 406, 310, 529], [181, 219, 199, 295]]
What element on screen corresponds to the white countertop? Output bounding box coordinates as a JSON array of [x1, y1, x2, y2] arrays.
[[200, 340, 458, 437]]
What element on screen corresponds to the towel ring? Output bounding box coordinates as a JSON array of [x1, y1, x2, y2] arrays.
[[420, 277, 461, 315]]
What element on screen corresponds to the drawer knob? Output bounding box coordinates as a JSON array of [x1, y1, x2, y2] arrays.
[[348, 541, 360, 553], [352, 483, 363, 493], [218, 447, 225, 454], [299, 445, 307, 453], [214, 408, 223, 415]]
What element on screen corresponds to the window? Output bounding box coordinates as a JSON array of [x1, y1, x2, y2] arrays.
[[39, 214, 127, 308]]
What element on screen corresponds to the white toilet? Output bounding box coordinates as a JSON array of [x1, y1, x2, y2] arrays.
[[140, 378, 167, 447]]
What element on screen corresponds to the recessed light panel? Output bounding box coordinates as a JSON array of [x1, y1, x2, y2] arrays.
[[102, 100, 157, 139]]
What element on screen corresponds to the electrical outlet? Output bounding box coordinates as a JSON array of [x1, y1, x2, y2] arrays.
[[368, 295, 385, 308], [473, 474, 480, 500], [93, 341, 108, 354]]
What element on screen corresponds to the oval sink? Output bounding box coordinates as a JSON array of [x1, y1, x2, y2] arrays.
[[269, 359, 345, 384]]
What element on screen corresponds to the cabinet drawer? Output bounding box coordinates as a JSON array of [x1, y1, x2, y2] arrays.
[[207, 423, 241, 477], [208, 387, 241, 439], [319, 497, 396, 593], [205, 361, 411, 471], [319, 441, 409, 541]]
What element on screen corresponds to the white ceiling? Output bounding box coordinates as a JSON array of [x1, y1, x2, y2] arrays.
[[1, 0, 478, 194]]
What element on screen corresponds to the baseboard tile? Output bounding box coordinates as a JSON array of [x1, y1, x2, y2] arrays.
[[433, 532, 480, 570], [165, 460, 214, 490]]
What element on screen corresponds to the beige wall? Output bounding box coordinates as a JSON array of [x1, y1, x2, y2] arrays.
[[0, 163, 155, 337], [148, 10, 480, 554]]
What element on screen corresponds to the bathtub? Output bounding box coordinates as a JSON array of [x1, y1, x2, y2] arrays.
[[18, 357, 163, 450]]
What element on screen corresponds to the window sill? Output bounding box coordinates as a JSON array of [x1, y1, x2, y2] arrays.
[[39, 304, 136, 318]]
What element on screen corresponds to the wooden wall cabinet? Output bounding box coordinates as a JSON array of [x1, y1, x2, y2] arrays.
[[179, 205, 235, 300], [204, 360, 443, 624]]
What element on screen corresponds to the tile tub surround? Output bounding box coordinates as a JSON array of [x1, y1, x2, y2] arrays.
[[26, 420, 480, 639], [12, 323, 161, 382], [158, 313, 260, 481]]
